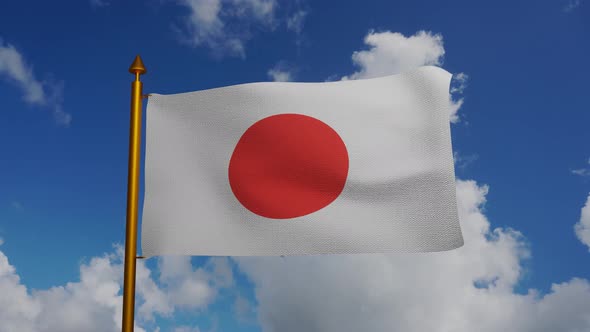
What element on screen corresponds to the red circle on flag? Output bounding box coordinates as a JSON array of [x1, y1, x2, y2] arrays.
[[228, 114, 349, 219]]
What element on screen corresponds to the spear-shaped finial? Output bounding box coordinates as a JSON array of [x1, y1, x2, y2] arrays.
[[128, 55, 146, 75]]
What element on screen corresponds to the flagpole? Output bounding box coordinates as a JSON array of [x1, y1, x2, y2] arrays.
[[122, 55, 146, 332]]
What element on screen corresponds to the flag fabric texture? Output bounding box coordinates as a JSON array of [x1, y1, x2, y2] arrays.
[[141, 66, 463, 257]]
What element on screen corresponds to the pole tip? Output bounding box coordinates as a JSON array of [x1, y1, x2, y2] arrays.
[[129, 55, 147, 75]]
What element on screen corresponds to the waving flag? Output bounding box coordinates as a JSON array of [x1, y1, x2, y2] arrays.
[[140, 66, 463, 257]]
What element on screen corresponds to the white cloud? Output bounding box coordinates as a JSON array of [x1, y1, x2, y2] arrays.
[[343, 31, 445, 80], [341, 31, 466, 123], [0, 39, 71, 126], [234, 0, 276, 20], [148, 256, 234, 316], [174, 326, 201, 332], [571, 158, 590, 177], [267, 67, 292, 82], [156, 256, 221, 310], [0, 244, 234, 331], [454, 151, 479, 170], [177, 0, 277, 57], [235, 180, 590, 332], [0, 245, 138, 332], [234, 294, 256, 324], [575, 194, 590, 251], [449, 72, 469, 122], [448, 97, 464, 123], [136, 257, 172, 322], [286, 10, 307, 34], [572, 169, 590, 177], [564, 0, 581, 12], [451, 72, 468, 94], [267, 61, 296, 82], [208, 256, 234, 288], [0, 250, 42, 332], [0, 41, 44, 104]]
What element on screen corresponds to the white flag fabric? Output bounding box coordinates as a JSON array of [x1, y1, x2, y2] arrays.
[[141, 66, 463, 257]]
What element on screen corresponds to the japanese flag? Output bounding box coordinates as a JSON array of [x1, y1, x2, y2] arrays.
[[141, 66, 463, 257]]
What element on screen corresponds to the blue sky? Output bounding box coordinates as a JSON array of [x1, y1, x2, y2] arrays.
[[1, 0, 589, 331]]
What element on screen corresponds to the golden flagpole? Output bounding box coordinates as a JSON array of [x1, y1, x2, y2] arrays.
[[122, 55, 146, 332]]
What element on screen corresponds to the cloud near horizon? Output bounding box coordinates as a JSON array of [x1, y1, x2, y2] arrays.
[[236, 180, 590, 332], [0, 243, 234, 331], [2, 180, 589, 331]]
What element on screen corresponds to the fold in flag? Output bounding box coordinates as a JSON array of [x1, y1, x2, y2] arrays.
[[141, 66, 463, 257]]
